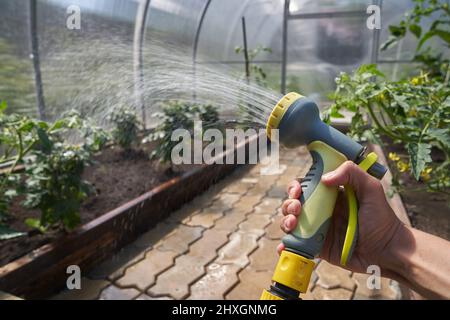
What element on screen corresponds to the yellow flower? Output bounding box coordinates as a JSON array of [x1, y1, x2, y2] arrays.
[[389, 152, 400, 161], [420, 167, 433, 181], [396, 160, 409, 173], [410, 77, 420, 85], [408, 108, 417, 117]]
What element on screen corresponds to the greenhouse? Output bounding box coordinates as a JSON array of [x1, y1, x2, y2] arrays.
[[0, 0, 449, 303]]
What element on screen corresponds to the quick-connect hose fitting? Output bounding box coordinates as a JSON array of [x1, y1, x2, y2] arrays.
[[260, 250, 315, 300]]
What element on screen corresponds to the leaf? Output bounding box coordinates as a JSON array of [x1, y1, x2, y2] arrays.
[[329, 106, 344, 118], [407, 143, 432, 180], [434, 29, 450, 45], [409, 24, 422, 38], [0, 225, 26, 240], [417, 30, 436, 50], [389, 25, 406, 37], [37, 127, 52, 154], [0, 100, 7, 112], [427, 128, 450, 147], [24, 218, 47, 233]]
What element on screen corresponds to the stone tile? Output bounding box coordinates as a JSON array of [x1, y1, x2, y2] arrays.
[[167, 204, 201, 223], [186, 209, 223, 229], [238, 214, 271, 237], [115, 249, 176, 291], [88, 244, 147, 281], [189, 229, 229, 261], [267, 185, 286, 198], [148, 229, 229, 300], [315, 261, 356, 291], [213, 210, 248, 232], [253, 198, 283, 216], [157, 224, 203, 254], [148, 255, 206, 299], [226, 268, 272, 300], [216, 193, 241, 207], [188, 263, 241, 300], [265, 218, 285, 240], [136, 294, 173, 300], [353, 273, 400, 300], [133, 222, 177, 249], [248, 237, 279, 271], [52, 278, 109, 300], [98, 285, 140, 300], [232, 195, 263, 214], [311, 286, 354, 300], [216, 232, 259, 268], [223, 181, 252, 194]]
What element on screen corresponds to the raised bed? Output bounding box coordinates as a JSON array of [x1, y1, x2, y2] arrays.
[[0, 134, 264, 299]]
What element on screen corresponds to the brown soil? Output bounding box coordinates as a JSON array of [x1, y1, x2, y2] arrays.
[[0, 143, 189, 267], [383, 142, 449, 240]]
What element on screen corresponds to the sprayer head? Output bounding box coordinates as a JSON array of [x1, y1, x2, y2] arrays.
[[266, 92, 387, 179]]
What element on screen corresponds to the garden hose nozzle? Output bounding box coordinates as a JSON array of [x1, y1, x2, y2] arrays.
[[261, 92, 387, 300]]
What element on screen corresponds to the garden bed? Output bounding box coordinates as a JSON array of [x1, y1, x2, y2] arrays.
[[0, 133, 262, 299], [0, 142, 187, 267], [382, 141, 449, 240]]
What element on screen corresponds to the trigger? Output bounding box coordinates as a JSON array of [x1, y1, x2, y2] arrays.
[[340, 152, 379, 266]]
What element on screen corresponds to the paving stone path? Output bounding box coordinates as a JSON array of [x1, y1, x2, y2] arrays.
[[52, 147, 402, 300]]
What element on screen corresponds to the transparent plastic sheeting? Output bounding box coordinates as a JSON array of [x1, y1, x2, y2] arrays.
[[0, 0, 446, 119]]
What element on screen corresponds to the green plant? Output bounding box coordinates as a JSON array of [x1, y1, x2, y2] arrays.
[[326, 64, 450, 193], [381, 0, 450, 80], [0, 104, 108, 236], [235, 45, 272, 87], [109, 106, 140, 150], [146, 102, 220, 164]]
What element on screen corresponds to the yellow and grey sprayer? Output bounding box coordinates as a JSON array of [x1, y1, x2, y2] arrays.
[[260, 92, 387, 300]]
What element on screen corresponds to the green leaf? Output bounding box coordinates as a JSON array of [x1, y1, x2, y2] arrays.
[[389, 25, 406, 37], [329, 106, 345, 118], [37, 127, 52, 154], [407, 143, 432, 180], [0, 100, 7, 112], [434, 29, 450, 45], [409, 24, 422, 38], [427, 128, 450, 147], [25, 218, 47, 233], [0, 225, 26, 240]]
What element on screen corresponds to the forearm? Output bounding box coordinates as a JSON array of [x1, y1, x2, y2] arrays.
[[381, 224, 450, 299]]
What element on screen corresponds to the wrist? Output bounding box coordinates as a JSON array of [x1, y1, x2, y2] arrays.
[[379, 222, 413, 280]]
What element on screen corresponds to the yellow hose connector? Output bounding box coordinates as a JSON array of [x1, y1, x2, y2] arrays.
[[271, 250, 315, 294]]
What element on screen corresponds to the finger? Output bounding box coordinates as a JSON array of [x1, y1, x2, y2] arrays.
[[321, 161, 372, 191], [281, 199, 301, 216], [286, 180, 302, 199], [280, 214, 297, 233], [277, 243, 285, 255]]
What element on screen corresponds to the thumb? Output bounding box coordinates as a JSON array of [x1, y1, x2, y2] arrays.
[[321, 161, 370, 192]]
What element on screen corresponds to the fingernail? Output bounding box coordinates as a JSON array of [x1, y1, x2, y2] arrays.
[[322, 171, 335, 180], [288, 187, 295, 198], [284, 218, 292, 230], [287, 201, 298, 214]]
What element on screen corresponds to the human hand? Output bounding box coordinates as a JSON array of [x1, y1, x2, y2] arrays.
[[277, 161, 403, 275]]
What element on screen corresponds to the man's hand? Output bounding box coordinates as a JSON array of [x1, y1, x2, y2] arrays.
[[278, 161, 402, 275]]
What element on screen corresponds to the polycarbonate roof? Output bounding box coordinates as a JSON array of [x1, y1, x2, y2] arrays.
[[0, 0, 447, 119]]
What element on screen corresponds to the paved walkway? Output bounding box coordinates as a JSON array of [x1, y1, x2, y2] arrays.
[[52, 147, 402, 300]]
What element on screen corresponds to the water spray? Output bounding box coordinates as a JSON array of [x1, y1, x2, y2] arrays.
[[260, 92, 387, 300]]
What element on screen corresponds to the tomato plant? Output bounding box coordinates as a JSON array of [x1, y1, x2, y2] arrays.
[[0, 104, 108, 237], [146, 102, 220, 164], [108, 106, 140, 150]]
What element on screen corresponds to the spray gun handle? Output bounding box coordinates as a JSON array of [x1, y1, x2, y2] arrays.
[[282, 141, 379, 266]]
